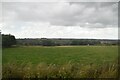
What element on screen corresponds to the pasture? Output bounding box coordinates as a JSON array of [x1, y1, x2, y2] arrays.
[[2, 46, 118, 65], [2, 46, 118, 78]]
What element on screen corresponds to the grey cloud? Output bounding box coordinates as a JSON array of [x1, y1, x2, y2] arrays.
[[1, 0, 119, 2], [2, 2, 118, 28], [0, 3, 2, 23]]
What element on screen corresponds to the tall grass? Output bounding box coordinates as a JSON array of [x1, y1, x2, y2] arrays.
[[2, 62, 118, 79]]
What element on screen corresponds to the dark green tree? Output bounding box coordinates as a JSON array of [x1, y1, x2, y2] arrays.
[[2, 34, 16, 47], [41, 39, 55, 46]]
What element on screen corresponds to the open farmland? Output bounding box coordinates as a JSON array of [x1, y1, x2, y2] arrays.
[[2, 46, 118, 65], [2, 46, 118, 78]]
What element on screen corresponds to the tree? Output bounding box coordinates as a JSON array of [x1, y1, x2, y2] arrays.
[[71, 40, 79, 45], [41, 39, 55, 46], [2, 34, 16, 47]]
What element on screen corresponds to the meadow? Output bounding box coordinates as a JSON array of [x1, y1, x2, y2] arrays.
[[2, 46, 118, 78]]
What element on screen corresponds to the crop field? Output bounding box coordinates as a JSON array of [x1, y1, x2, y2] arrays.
[[2, 46, 118, 78]]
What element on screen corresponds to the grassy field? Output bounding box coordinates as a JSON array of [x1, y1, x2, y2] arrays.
[[3, 46, 118, 65], [2, 46, 118, 78]]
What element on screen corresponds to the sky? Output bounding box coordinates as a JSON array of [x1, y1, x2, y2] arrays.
[[0, 1, 119, 39]]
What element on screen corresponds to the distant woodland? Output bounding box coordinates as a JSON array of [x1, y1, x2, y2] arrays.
[[1, 34, 118, 47]]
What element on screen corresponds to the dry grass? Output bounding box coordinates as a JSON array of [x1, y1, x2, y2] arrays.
[[2, 62, 118, 79]]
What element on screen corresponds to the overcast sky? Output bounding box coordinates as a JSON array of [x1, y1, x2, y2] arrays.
[[0, 1, 118, 39]]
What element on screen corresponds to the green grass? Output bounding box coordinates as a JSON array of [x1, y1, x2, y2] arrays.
[[2, 46, 118, 65], [2, 46, 118, 78]]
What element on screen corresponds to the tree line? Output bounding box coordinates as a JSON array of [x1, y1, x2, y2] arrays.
[[1, 33, 118, 47], [17, 38, 118, 46]]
